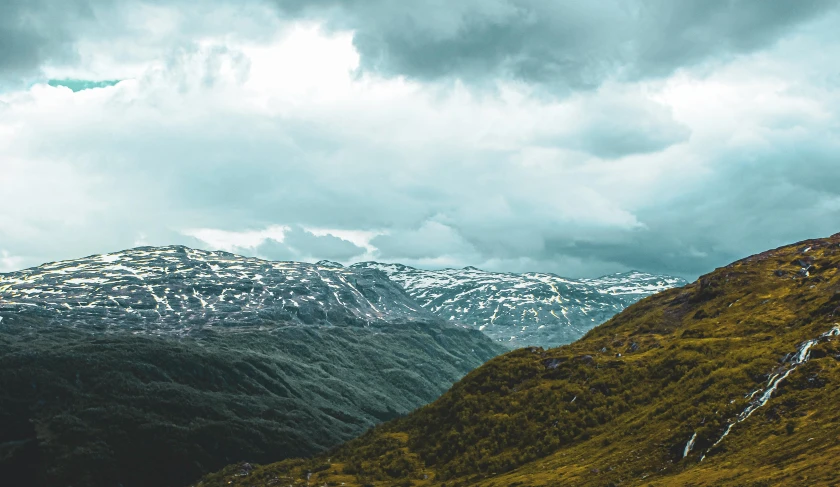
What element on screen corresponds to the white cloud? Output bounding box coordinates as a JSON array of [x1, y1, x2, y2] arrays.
[[0, 5, 838, 279], [183, 226, 289, 252], [303, 227, 382, 253], [0, 251, 24, 273]]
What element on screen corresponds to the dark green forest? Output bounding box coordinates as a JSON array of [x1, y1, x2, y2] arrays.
[[0, 314, 501, 487]]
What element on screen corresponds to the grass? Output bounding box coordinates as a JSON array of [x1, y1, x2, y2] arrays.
[[195, 233, 840, 487]]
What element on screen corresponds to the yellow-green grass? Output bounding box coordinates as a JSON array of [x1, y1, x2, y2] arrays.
[[196, 233, 840, 487]]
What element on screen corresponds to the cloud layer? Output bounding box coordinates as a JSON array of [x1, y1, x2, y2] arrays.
[[275, 0, 836, 91], [1, 1, 839, 279]]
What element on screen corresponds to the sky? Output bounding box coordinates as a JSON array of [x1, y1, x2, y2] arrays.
[[1, 0, 839, 280]]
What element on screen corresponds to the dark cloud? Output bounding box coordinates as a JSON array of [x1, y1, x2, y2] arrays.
[[256, 227, 366, 262], [283, 227, 367, 260], [371, 221, 475, 260], [254, 238, 297, 261], [3, 1, 833, 88], [560, 92, 691, 158], [1, 1, 839, 282], [0, 0, 90, 81], [273, 0, 837, 91], [527, 139, 840, 279]]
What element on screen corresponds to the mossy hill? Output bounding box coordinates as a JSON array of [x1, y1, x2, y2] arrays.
[[197, 233, 840, 487]]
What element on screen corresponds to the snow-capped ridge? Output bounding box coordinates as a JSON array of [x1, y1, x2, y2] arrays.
[[0, 246, 436, 335], [349, 261, 686, 348]]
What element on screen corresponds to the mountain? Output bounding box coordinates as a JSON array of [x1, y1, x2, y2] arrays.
[[198, 233, 840, 487], [351, 262, 685, 348], [0, 246, 503, 487], [0, 246, 432, 332]]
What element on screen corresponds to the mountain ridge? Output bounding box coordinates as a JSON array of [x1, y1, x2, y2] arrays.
[[350, 261, 685, 348], [0, 246, 503, 487], [0, 246, 684, 349], [197, 233, 840, 487], [0, 245, 437, 333]]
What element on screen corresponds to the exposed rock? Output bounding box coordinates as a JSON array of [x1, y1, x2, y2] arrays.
[[0, 246, 438, 335], [543, 358, 563, 369], [352, 262, 685, 348]]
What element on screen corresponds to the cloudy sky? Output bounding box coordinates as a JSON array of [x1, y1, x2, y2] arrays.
[[2, 0, 839, 279]]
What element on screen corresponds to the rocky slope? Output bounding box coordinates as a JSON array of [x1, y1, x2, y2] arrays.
[[352, 262, 685, 348], [200, 233, 840, 487], [0, 246, 430, 333], [0, 247, 503, 487]]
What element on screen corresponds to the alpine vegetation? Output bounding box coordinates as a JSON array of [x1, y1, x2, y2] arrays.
[[199, 234, 840, 487]]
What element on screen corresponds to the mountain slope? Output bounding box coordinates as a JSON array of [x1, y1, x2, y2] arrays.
[[0, 247, 503, 487], [0, 246, 430, 332], [352, 262, 685, 348], [199, 233, 840, 487]]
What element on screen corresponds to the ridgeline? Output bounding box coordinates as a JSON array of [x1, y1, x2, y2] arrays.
[[198, 233, 840, 487]]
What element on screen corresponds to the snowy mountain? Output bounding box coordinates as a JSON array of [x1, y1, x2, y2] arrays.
[[0, 246, 503, 487], [351, 262, 686, 348], [0, 247, 686, 347], [0, 246, 432, 334]]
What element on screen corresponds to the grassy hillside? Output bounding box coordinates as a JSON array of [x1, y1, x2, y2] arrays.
[[0, 317, 502, 487], [196, 233, 840, 486]]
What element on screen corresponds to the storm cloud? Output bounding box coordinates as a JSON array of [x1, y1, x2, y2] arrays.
[[270, 0, 836, 91], [1, 0, 839, 280], [257, 227, 367, 262]]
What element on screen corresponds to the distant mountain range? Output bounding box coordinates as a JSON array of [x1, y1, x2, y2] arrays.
[[0, 246, 685, 350], [0, 246, 502, 487], [351, 262, 686, 348], [199, 234, 840, 487], [0, 246, 431, 332], [0, 245, 686, 487]]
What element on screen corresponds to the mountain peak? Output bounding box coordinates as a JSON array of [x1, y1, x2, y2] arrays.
[[350, 261, 416, 275], [0, 246, 435, 334]]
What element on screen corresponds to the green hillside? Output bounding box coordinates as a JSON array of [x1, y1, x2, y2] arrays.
[[196, 233, 840, 487]]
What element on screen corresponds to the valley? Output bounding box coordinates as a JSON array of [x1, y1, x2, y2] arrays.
[[197, 234, 840, 487], [0, 247, 503, 487]]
